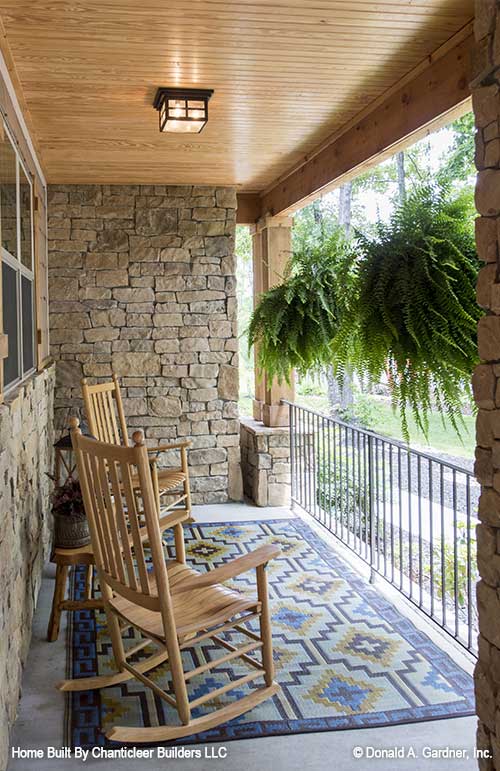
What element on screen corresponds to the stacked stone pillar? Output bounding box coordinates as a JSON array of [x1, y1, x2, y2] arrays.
[[48, 184, 242, 504], [473, 2, 500, 766]]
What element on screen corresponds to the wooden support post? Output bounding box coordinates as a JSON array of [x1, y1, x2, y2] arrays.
[[251, 215, 295, 427]]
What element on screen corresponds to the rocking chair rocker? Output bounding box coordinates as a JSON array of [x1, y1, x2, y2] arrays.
[[58, 418, 280, 743]]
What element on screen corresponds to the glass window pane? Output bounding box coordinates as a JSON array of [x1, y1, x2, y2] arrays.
[[20, 166, 32, 270], [0, 132, 17, 257], [21, 275, 34, 373], [2, 261, 19, 386]]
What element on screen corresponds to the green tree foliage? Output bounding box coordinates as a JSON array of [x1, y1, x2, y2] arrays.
[[437, 112, 475, 186], [247, 226, 356, 383], [235, 226, 254, 400], [334, 183, 480, 439]]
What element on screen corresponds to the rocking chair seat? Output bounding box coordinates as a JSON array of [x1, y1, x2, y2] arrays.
[[109, 562, 260, 640], [130, 468, 186, 494]]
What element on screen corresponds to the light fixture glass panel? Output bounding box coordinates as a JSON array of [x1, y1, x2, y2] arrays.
[[0, 132, 17, 258], [168, 99, 186, 118], [188, 100, 204, 109], [164, 119, 205, 133], [188, 108, 205, 119]]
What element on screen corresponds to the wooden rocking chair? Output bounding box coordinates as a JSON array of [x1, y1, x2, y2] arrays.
[[81, 375, 192, 522], [58, 418, 280, 743]]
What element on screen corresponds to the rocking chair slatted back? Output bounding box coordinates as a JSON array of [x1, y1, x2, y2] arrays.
[[70, 419, 167, 607], [82, 375, 128, 446]]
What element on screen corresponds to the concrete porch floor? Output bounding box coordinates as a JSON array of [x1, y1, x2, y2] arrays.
[[7, 503, 477, 771]]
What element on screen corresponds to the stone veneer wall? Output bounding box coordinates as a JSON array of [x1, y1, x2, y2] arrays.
[[48, 185, 242, 504], [0, 366, 55, 771], [473, 3, 500, 766], [240, 417, 291, 506]]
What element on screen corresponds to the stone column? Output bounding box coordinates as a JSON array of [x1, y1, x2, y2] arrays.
[[473, 3, 500, 766], [251, 215, 295, 427]]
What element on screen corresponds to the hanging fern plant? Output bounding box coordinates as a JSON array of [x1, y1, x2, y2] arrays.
[[248, 228, 357, 383], [333, 183, 480, 440]]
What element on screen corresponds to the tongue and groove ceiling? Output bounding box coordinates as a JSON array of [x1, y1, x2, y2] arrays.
[[0, 1, 474, 189]]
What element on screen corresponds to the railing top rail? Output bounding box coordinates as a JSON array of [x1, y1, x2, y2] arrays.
[[282, 399, 474, 478]]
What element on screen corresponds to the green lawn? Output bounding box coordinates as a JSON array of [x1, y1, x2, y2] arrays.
[[239, 392, 474, 459], [362, 395, 475, 459]]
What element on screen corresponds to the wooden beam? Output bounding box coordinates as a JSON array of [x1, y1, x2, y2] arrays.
[[236, 193, 261, 224], [261, 33, 473, 217], [251, 216, 295, 426]]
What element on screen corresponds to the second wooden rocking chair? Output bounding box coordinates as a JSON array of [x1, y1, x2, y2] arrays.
[[81, 375, 192, 522], [58, 418, 280, 742]]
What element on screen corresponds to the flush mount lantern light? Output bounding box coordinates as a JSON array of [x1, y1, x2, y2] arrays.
[[153, 87, 214, 134]]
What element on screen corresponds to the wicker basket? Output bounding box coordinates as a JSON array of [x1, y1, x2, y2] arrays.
[[53, 512, 91, 549]]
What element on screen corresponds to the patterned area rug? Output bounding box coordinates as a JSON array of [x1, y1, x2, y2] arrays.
[[67, 518, 474, 748]]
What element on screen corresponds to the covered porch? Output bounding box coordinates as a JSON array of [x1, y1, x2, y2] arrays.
[[9, 501, 476, 771], [0, 0, 497, 768]]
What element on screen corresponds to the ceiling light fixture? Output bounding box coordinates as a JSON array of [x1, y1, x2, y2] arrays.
[[153, 87, 214, 134]]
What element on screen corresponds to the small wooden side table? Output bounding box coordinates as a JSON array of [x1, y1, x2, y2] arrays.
[[47, 543, 104, 642]]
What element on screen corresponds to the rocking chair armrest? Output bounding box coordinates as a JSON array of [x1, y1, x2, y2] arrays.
[[158, 509, 190, 531], [146, 440, 191, 455], [173, 545, 281, 593]]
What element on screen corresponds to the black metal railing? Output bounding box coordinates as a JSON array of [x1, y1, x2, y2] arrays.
[[285, 400, 478, 655]]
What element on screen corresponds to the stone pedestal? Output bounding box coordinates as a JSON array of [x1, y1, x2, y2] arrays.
[[240, 416, 290, 506]]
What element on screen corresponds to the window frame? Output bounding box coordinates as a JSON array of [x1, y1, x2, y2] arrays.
[[1, 121, 35, 395]]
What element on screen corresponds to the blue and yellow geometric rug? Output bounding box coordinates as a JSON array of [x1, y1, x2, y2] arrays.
[[67, 518, 474, 748]]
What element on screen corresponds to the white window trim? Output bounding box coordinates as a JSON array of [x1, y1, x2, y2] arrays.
[[1, 121, 35, 395]]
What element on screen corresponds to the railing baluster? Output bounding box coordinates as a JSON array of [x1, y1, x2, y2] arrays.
[[368, 433, 376, 583], [364, 433, 369, 562], [339, 423, 344, 543], [389, 445, 394, 584], [328, 414, 332, 531], [453, 468, 459, 640], [346, 426, 351, 546], [382, 439, 387, 577], [429, 458, 434, 619], [418, 454, 423, 609], [466, 474, 472, 651], [304, 412, 313, 513], [333, 420, 338, 534], [375, 438, 380, 573], [289, 403, 295, 505], [398, 446, 403, 591], [357, 430, 362, 553], [440, 464, 446, 630], [408, 449, 413, 600]]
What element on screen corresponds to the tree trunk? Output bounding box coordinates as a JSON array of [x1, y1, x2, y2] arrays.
[[326, 367, 341, 410], [326, 181, 354, 416], [338, 181, 353, 236], [396, 151, 406, 203]]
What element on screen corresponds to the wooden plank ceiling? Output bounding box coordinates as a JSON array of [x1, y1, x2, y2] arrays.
[[0, 0, 473, 189]]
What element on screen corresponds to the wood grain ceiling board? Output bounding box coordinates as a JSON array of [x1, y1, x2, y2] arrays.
[[0, 1, 474, 188]]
